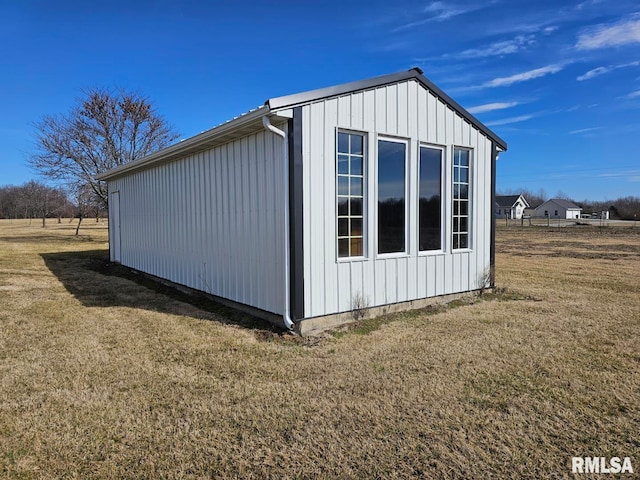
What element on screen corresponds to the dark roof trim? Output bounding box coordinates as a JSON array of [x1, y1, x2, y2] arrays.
[[267, 67, 507, 151]]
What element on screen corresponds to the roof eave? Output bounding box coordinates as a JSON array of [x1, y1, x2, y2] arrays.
[[97, 105, 274, 181]]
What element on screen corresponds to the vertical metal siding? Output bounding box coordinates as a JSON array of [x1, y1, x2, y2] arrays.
[[302, 79, 494, 317], [108, 127, 286, 315]]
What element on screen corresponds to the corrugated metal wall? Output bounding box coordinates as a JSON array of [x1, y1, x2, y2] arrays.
[[300, 79, 492, 318], [108, 127, 286, 315]]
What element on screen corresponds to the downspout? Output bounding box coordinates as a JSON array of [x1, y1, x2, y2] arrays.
[[262, 116, 295, 331]]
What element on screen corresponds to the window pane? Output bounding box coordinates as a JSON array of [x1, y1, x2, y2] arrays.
[[459, 200, 468, 215], [419, 146, 442, 251], [350, 237, 363, 256], [350, 135, 363, 155], [338, 197, 348, 216], [338, 217, 349, 236], [459, 167, 468, 183], [351, 157, 362, 175], [378, 140, 406, 254], [350, 198, 362, 216], [338, 133, 349, 153], [459, 234, 468, 249], [338, 155, 349, 174], [338, 238, 350, 257], [350, 177, 362, 196], [338, 176, 349, 195], [457, 149, 469, 166], [351, 217, 362, 236], [460, 217, 468, 232]]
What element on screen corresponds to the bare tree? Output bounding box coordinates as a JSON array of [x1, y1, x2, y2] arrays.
[[29, 88, 179, 207], [69, 182, 104, 235]]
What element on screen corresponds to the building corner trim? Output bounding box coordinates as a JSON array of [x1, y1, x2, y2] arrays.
[[289, 107, 305, 320]]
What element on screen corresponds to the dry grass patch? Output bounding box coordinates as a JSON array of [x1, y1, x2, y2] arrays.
[[1, 220, 639, 478]]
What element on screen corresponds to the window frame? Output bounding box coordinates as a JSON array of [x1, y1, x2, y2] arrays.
[[375, 134, 410, 258], [451, 146, 472, 251], [418, 142, 445, 255], [336, 129, 367, 261]]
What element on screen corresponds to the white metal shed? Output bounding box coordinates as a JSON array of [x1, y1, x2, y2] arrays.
[[97, 68, 507, 334]]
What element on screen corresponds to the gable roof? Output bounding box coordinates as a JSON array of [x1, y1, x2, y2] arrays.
[[97, 68, 507, 181], [495, 194, 528, 208], [267, 67, 506, 151], [537, 198, 582, 210]]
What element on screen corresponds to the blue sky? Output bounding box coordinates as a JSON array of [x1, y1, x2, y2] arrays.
[[1, 0, 639, 201]]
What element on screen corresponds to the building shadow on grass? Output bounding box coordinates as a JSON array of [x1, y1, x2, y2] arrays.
[[40, 250, 283, 334]]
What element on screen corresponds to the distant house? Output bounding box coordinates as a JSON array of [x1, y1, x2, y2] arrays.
[[96, 68, 507, 334], [533, 199, 582, 219], [495, 194, 529, 219]]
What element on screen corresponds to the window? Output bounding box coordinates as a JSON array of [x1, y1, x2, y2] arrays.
[[378, 139, 406, 254], [554, 210, 559, 216], [337, 131, 365, 258], [452, 148, 470, 249], [419, 146, 442, 251]]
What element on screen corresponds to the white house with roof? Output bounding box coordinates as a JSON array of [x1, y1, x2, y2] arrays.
[[533, 199, 582, 219], [96, 68, 508, 334], [495, 194, 529, 219]]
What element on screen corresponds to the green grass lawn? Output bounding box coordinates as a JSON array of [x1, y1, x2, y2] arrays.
[[1, 219, 638, 478]]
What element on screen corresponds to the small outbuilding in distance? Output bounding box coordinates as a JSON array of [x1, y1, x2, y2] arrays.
[[495, 194, 529, 219], [533, 198, 582, 219], [97, 68, 508, 335]]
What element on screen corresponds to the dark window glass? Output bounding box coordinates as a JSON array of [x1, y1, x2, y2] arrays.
[[419, 146, 442, 251], [378, 140, 406, 254], [338, 198, 348, 216]]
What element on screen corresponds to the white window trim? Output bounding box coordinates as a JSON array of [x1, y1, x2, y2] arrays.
[[418, 142, 446, 256], [375, 134, 410, 259], [451, 145, 473, 252], [336, 128, 368, 263]]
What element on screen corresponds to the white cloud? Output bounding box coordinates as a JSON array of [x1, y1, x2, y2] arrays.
[[577, 66, 610, 81], [600, 170, 640, 178], [543, 26, 558, 34], [569, 127, 602, 134], [455, 35, 535, 59], [392, 1, 492, 32], [576, 17, 640, 50], [482, 64, 564, 88], [625, 90, 640, 98], [485, 115, 534, 126], [576, 0, 604, 10], [467, 102, 519, 114], [577, 61, 640, 81], [423, 1, 475, 21]]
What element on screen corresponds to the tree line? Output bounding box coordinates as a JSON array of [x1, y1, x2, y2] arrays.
[[0, 181, 106, 228], [499, 188, 640, 220]]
